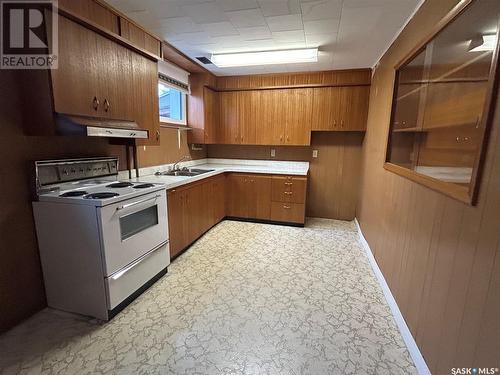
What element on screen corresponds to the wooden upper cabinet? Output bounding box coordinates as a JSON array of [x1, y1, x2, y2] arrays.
[[284, 88, 313, 145], [256, 89, 285, 145], [53, 15, 133, 120], [95, 33, 134, 121], [58, 0, 119, 34], [238, 91, 258, 145], [119, 18, 161, 57], [311, 87, 341, 130], [58, 0, 161, 57], [203, 87, 220, 144], [132, 53, 160, 145], [51, 15, 100, 118], [339, 86, 370, 131], [311, 86, 369, 131], [219, 91, 239, 144]]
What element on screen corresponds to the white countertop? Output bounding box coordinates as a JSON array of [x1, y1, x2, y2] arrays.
[[130, 158, 309, 190]]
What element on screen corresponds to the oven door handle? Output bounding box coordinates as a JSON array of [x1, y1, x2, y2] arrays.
[[116, 195, 161, 211]]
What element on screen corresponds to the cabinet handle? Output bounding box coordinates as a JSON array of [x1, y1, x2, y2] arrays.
[[241, 136, 243, 142], [92, 96, 99, 111], [333, 120, 337, 128], [280, 135, 283, 142], [284, 182, 293, 185], [284, 191, 292, 195], [283, 205, 291, 209], [341, 120, 344, 128], [156, 130, 160, 141], [104, 99, 110, 112]]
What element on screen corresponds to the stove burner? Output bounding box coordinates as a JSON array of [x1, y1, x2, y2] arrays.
[[84, 192, 120, 200], [60, 191, 88, 197], [106, 182, 134, 188], [133, 183, 155, 189]]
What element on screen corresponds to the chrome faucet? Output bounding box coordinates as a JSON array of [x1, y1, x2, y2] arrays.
[[171, 155, 191, 172]]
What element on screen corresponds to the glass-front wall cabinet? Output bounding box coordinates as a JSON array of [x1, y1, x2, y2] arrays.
[[386, 0, 500, 204]]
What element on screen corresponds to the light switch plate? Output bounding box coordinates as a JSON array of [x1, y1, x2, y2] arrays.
[[271, 148, 276, 157], [312, 150, 318, 158]]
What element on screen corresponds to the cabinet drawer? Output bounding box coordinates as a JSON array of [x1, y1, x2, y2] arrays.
[[270, 202, 305, 224], [271, 176, 307, 203]]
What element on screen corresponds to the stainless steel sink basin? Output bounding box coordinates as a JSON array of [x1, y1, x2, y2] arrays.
[[155, 168, 215, 177]]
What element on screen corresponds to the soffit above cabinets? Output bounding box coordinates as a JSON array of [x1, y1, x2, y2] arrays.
[[107, 0, 423, 76]]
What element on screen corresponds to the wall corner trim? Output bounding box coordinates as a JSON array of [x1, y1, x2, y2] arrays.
[[354, 218, 432, 375]]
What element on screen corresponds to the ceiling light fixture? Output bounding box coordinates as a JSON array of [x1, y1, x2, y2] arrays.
[[210, 48, 318, 67], [469, 34, 497, 52]]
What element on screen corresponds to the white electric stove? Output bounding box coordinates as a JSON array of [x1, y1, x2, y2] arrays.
[[32, 157, 170, 321]]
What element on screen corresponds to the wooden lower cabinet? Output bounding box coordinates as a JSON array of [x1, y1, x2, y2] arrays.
[[270, 175, 307, 223], [167, 175, 225, 259], [226, 174, 272, 220], [167, 173, 307, 259], [270, 202, 305, 224]]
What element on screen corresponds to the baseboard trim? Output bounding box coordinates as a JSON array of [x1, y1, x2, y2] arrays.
[[354, 218, 431, 375]]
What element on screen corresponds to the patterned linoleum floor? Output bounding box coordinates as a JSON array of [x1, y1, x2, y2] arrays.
[[0, 219, 417, 375]]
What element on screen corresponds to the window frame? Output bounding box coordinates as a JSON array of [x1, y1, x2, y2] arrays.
[[383, 0, 500, 205], [158, 80, 188, 127]]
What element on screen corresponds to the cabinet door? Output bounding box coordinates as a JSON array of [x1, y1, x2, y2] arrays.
[[119, 18, 161, 56], [203, 87, 220, 144], [285, 88, 313, 145], [226, 174, 249, 217], [339, 86, 369, 131], [133, 53, 160, 145], [51, 16, 100, 117], [95, 34, 134, 121], [184, 184, 205, 241], [238, 91, 258, 145], [247, 175, 272, 220], [58, 0, 119, 34], [256, 89, 286, 145], [167, 189, 185, 259], [219, 91, 240, 144], [211, 175, 226, 223], [311, 87, 342, 130]]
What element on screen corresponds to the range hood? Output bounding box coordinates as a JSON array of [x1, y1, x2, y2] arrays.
[[55, 114, 148, 139]]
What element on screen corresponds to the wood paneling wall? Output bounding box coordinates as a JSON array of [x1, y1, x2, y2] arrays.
[[136, 127, 207, 168], [0, 71, 127, 333], [216, 69, 371, 90], [208, 132, 364, 220], [357, 0, 500, 373]]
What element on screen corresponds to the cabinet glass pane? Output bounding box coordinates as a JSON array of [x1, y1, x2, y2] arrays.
[[387, 0, 499, 201]]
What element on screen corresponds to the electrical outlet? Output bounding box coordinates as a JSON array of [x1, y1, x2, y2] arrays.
[[312, 150, 318, 158], [271, 149, 276, 157]]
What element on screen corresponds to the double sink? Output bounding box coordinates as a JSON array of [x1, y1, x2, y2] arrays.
[[155, 168, 215, 177]]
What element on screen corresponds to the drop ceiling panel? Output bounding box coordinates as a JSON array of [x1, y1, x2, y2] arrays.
[[108, 0, 423, 75]]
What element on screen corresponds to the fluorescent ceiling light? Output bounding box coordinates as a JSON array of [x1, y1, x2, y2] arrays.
[[469, 34, 497, 52], [211, 48, 318, 67]]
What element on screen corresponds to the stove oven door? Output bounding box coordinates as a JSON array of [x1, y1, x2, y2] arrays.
[[97, 190, 168, 276]]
